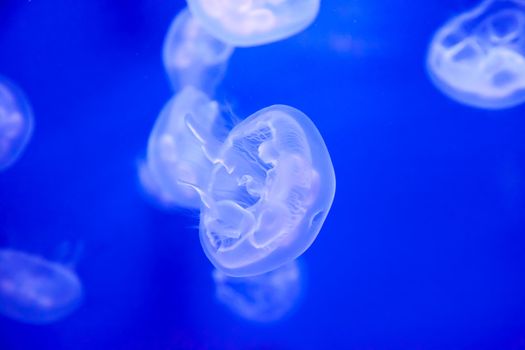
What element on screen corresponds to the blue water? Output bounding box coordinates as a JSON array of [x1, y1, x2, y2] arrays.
[[1, 0, 525, 349]]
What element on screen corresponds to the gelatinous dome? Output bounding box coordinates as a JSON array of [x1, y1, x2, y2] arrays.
[[144, 86, 222, 209], [427, 0, 525, 109], [187, 0, 321, 47], [0, 249, 83, 324], [163, 7, 234, 94], [200, 105, 335, 277], [0, 77, 34, 171]]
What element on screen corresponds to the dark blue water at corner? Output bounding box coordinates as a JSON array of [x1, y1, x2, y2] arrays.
[[0, 0, 524, 349]]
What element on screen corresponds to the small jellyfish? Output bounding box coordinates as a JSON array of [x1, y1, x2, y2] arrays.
[[0, 249, 83, 324], [163, 8, 234, 94], [187, 0, 321, 47], [0, 76, 33, 171], [199, 105, 335, 277], [213, 260, 302, 322], [142, 86, 224, 209], [427, 0, 525, 109]]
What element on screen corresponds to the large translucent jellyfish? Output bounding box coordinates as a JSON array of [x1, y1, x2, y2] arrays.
[[0, 249, 83, 324], [163, 8, 234, 94], [0, 76, 33, 171], [213, 260, 302, 322], [186, 0, 321, 47], [142, 86, 224, 209], [199, 105, 335, 277], [427, 0, 525, 109]]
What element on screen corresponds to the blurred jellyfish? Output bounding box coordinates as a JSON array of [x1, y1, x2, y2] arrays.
[[0, 76, 33, 171], [0, 249, 83, 324], [213, 260, 302, 322], [427, 0, 525, 109], [141, 86, 225, 209], [163, 8, 234, 94], [187, 0, 321, 47], [199, 105, 335, 277]]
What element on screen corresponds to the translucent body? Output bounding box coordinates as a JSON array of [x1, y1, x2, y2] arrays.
[[427, 0, 525, 109], [163, 8, 234, 94], [0, 249, 83, 324], [144, 86, 222, 209], [0, 77, 33, 171], [200, 105, 335, 277], [187, 0, 321, 47], [213, 260, 301, 322]]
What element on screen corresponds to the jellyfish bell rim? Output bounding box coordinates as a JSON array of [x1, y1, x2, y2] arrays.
[[426, 0, 525, 109], [0, 75, 35, 172], [199, 104, 336, 277], [186, 0, 321, 47]]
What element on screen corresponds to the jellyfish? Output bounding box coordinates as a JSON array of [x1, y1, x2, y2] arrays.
[[427, 0, 525, 109], [0, 76, 33, 171], [186, 0, 321, 47], [213, 260, 302, 322], [142, 86, 225, 209], [198, 105, 335, 277], [163, 8, 234, 94], [0, 249, 83, 324]]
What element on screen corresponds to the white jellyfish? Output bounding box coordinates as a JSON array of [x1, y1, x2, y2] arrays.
[[213, 260, 302, 322], [199, 105, 335, 277], [141, 86, 225, 209], [186, 0, 321, 47], [0, 249, 83, 324], [0, 76, 33, 171], [163, 8, 234, 94], [427, 0, 525, 109]]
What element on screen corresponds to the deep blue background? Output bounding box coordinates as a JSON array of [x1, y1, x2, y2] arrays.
[[1, 0, 525, 349]]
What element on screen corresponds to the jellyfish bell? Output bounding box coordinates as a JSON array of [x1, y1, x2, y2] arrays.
[[163, 7, 234, 94], [427, 0, 525, 109], [186, 0, 321, 47], [0, 249, 83, 324], [199, 105, 335, 277], [0, 76, 34, 171], [144, 86, 225, 210], [213, 260, 303, 322]]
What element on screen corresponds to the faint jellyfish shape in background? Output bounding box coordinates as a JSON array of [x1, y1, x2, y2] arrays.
[[163, 7, 234, 95], [141, 86, 225, 210], [0, 249, 83, 324], [213, 260, 302, 322], [0, 76, 34, 171], [427, 0, 525, 109], [199, 105, 335, 277], [187, 0, 321, 47]]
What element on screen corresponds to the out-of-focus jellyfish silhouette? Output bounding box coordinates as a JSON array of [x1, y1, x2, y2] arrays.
[[163, 8, 234, 94], [187, 0, 321, 47], [0, 76, 33, 171], [199, 105, 335, 277], [427, 0, 525, 109], [141, 86, 224, 209], [213, 260, 302, 322], [0, 249, 83, 324]]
